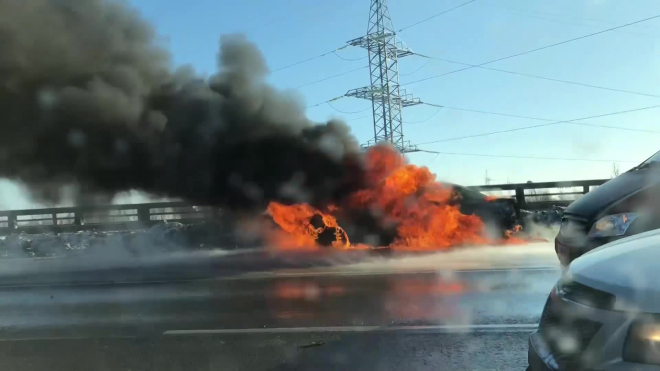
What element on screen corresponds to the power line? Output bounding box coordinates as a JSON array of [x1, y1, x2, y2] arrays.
[[414, 54, 660, 98], [423, 103, 551, 122], [306, 95, 345, 109], [405, 14, 660, 86], [272, 48, 337, 73], [326, 100, 371, 114], [345, 114, 372, 122], [295, 66, 367, 89], [468, 14, 660, 67], [484, 1, 660, 34], [416, 103, 660, 145], [568, 121, 660, 133], [482, 2, 659, 39], [270, 45, 365, 74], [332, 51, 367, 62], [417, 150, 641, 163], [272, 45, 350, 73], [422, 102, 660, 133], [400, 59, 431, 76], [404, 107, 443, 124], [397, 0, 479, 33]]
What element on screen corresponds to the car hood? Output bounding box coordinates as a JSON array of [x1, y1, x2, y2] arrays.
[[569, 229, 660, 313], [565, 167, 660, 218]]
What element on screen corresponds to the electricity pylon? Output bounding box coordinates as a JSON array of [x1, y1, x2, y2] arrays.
[[345, 0, 422, 153]]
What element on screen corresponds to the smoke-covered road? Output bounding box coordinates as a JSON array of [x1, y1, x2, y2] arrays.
[[0, 243, 559, 370]]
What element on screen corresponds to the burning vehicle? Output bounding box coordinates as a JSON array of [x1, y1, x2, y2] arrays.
[[264, 145, 522, 251], [556, 149, 660, 266]]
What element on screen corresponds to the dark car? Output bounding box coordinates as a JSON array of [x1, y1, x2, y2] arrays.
[[452, 184, 518, 236], [555, 150, 660, 266]]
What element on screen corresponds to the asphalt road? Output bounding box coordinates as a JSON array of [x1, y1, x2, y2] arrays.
[[0, 244, 560, 370]]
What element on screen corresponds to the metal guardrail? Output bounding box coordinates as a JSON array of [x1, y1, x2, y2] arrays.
[[0, 202, 220, 235], [468, 179, 610, 210], [0, 178, 611, 234]]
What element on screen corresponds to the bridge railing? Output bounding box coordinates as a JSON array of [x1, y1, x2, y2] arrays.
[[468, 179, 610, 210], [0, 202, 221, 235], [0, 178, 611, 234]]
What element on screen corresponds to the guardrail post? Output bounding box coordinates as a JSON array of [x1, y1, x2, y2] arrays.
[[52, 213, 57, 226], [137, 205, 150, 223], [583, 185, 590, 194], [74, 211, 82, 226], [7, 213, 15, 230], [515, 187, 527, 210]]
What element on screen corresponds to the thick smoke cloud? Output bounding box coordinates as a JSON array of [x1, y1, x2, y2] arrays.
[[0, 0, 363, 210]]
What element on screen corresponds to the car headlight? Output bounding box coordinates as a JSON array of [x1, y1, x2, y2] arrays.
[[588, 213, 638, 238], [624, 322, 660, 365]]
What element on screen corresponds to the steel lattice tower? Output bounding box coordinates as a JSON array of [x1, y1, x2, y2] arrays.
[[345, 0, 421, 153]]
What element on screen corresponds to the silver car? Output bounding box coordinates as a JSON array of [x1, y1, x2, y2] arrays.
[[529, 229, 660, 370]]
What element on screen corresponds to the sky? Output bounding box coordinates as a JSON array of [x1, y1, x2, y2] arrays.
[[2, 0, 660, 208]]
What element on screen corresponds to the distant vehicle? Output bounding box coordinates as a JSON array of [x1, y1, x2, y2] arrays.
[[555, 150, 660, 266], [528, 229, 660, 370], [451, 184, 518, 236]]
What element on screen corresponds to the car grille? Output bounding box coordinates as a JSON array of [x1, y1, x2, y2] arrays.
[[539, 296, 602, 370]]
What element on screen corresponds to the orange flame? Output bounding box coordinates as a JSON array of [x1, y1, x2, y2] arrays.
[[504, 224, 527, 244], [266, 203, 350, 249], [266, 145, 523, 251]]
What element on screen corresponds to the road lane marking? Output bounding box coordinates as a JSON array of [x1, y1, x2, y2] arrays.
[[163, 324, 539, 336]]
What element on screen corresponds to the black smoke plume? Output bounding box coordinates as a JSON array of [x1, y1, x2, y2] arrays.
[[0, 0, 364, 210]]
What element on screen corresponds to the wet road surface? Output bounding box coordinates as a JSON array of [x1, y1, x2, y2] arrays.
[[0, 332, 533, 371], [0, 244, 560, 370]]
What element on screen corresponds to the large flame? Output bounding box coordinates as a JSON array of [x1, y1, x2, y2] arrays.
[[266, 145, 519, 251], [266, 203, 350, 249]]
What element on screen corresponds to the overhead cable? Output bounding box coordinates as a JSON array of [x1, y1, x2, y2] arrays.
[[421, 102, 660, 133], [272, 45, 350, 73], [416, 103, 660, 145], [400, 59, 431, 76], [417, 150, 641, 163], [397, 0, 479, 33], [326, 101, 371, 114], [414, 54, 660, 98], [306, 96, 345, 109], [332, 51, 367, 62], [296, 66, 367, 89], [404, 107, 443, 124], [405, 14, 660, 86]]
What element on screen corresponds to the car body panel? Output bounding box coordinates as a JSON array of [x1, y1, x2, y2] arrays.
[[565, 169, 657, 218], [530, 232, 660, 370], [569, 229, 660, 313], [555, 165, 660, 266]]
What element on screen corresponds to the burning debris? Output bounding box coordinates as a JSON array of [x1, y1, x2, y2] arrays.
[[0, 0, 526, 253], [265, 145, 523, 251]]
